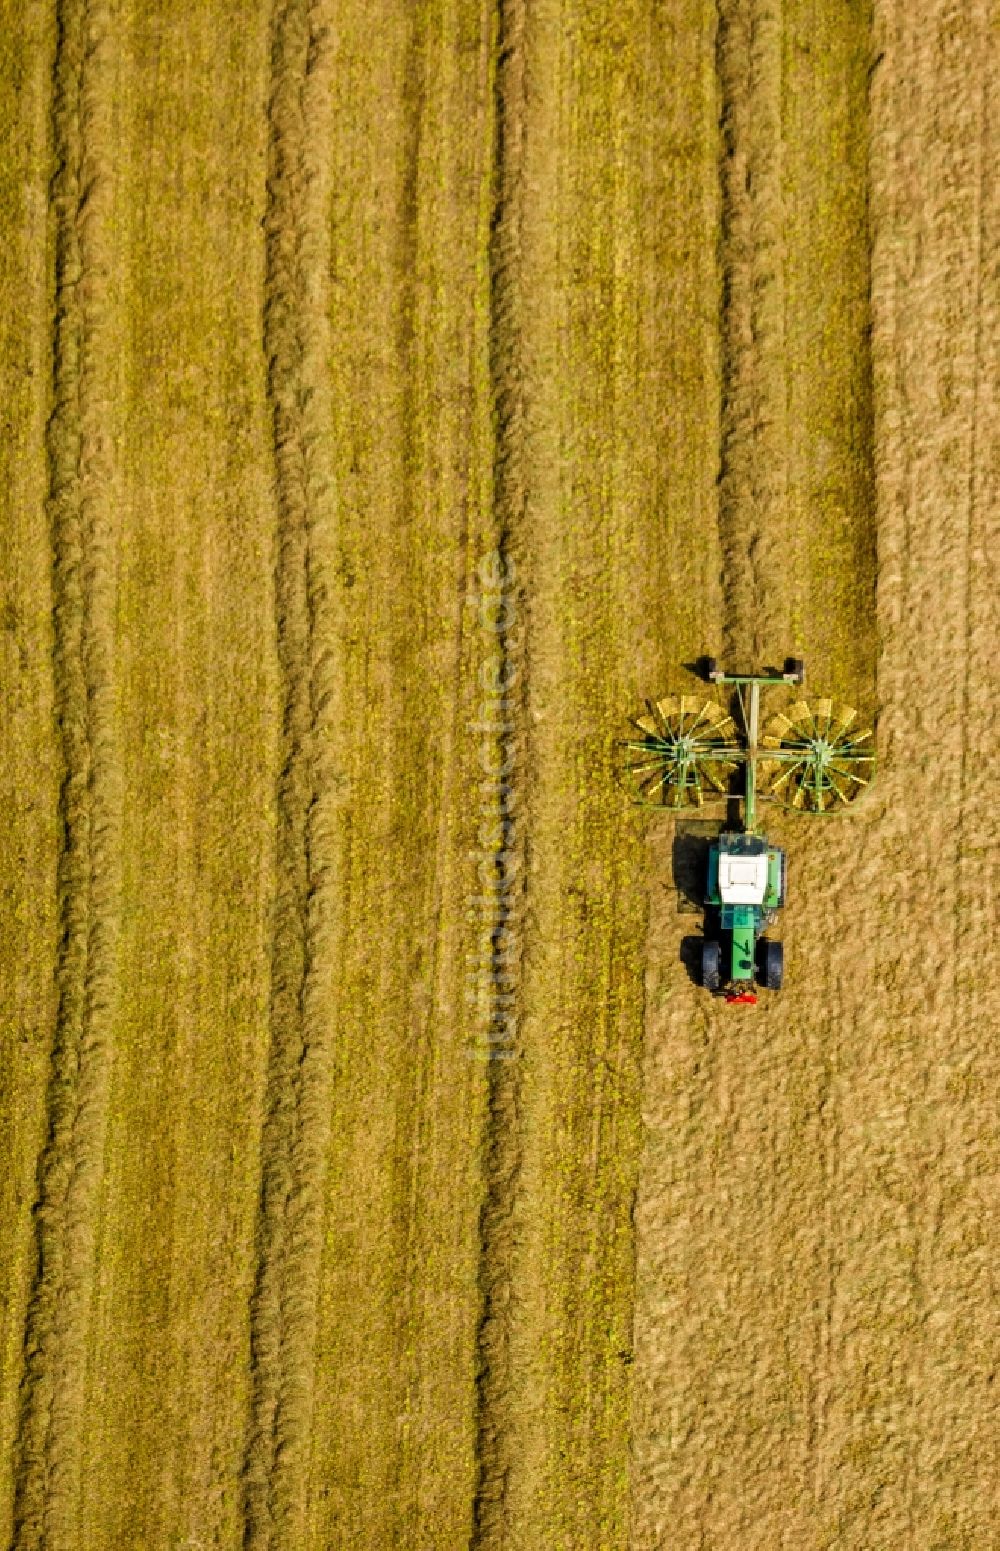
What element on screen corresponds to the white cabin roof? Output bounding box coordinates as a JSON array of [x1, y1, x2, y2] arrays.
[[718, 850, 769, 905]]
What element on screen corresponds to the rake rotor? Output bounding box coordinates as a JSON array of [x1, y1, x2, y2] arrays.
[[620, 694, 740, 809], [758, 698, 875, 812]]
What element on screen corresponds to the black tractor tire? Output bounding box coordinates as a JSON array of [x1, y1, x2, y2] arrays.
[[785, 656, 805, 683], [759, 938, 784, 991], [701, 939, 722, 992]]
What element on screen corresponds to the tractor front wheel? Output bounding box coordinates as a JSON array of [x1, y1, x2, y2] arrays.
[[701, 939, 722, 991], [758, 938, 784, 990]]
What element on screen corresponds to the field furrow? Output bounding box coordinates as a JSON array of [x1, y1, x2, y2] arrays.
[[11, 5, 122, 1547], [243, 3, 341, 1546], [0, 1, 59, 1542], [469, 2, 526, 1545]]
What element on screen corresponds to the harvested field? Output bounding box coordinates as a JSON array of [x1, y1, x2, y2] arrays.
[[0, 1, 995, 1548]]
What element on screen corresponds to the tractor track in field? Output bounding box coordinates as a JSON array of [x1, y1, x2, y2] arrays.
[[241, 2, 342, 1546], [11, 2, 121, 1548], [716, 0, 787, 667], [470, 1, 528, 1545]]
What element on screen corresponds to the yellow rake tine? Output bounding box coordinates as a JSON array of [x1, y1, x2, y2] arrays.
[[813, 697, 833, 737], [687, 701, 719, 737], [831, 764, 869, 786], [627, 759, 672, 779], [830, 704, 858, 739], [641, 767, 671, 802], [648, 699, 671, 739], [771, 757, 806, 794]]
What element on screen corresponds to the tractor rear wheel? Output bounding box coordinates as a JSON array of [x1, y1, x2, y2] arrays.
[[701, 939, 721, 991], [758, 938, 784, 990]]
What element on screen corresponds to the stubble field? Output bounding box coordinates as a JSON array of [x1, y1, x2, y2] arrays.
[[0, 1, 996, 1548]]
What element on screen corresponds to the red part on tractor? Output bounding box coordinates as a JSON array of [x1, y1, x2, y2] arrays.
[[725, 992, 758, 1005]]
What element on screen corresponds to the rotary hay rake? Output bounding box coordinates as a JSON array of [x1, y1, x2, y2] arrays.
[[622, 661, 875, 818]]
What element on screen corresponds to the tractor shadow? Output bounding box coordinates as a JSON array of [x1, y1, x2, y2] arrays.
[[672, 818, 726, 989], [679, 934, 706, 989]]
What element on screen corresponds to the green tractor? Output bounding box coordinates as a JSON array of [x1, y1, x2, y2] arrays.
[[621, 659, 875, 1004]]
